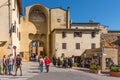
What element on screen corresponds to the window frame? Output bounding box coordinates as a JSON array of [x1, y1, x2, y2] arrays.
[[74, 32, 82, 37], [62, 32, 67, 38], [76, 43, 80, 49], [91, 43, 96, 49], [62, 43, 67, 49], [91, 32, 96, 38]]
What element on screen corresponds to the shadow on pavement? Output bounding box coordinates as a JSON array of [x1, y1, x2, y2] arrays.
[[28, 71, 39, 73]]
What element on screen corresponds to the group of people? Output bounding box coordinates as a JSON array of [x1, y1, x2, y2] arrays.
[[38, 56, 51, 73], [2, 54, 22, 76], [52, 56, 73, 68]]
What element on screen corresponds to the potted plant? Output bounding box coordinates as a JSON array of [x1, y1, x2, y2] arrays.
[[90, 64, 101, 74], [110, 65, 120, 77], [73, 62, 79, 67], [61, 53, 65, 58]]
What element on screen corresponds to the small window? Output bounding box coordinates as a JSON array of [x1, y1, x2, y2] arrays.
[[74, 32, 82, 37], [91, 43, 96, 49], [76, 43, 80, 49], [62, 43, 66, 49], [106, 58, 111, 67], [32, 41, 36, 47], [79, 32, 82, 37], [57, 19, 61, 22], [12, 21, 16, 33], [91, 32, 96, 38], [19, 32, 20, 41], [62, 32, 67, 38]]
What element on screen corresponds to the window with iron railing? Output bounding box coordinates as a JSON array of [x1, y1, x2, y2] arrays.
[[74, 32, 82, 37]]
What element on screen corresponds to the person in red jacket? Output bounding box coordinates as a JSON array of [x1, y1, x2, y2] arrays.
[[45, 57, 51, 73]]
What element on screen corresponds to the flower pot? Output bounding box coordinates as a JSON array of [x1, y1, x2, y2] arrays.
[[110, 71, 120, 77]]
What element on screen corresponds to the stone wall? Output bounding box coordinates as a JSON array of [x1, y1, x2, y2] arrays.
[[0, 0, 9, 40], [51, 8, 67, 30], [55, 30, 100, 58], [102, 48, 118, 71]]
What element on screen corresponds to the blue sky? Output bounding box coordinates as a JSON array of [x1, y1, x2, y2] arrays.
[[22, 0, 120, 30]]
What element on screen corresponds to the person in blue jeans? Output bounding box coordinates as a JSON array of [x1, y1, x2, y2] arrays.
[[45, 57, 51, 73], [39, 56, 44, 72]]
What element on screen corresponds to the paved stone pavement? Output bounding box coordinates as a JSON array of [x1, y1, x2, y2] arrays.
[[26, 65, 120, 80], [0, 62, 40, 80], [0, 61, 120, 80]]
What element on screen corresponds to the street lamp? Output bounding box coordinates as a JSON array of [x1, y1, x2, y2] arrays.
[[13, 46, 17, 57]]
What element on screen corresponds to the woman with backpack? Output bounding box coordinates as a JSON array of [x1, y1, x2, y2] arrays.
[[39, 56, 44, 72], [15, 54, 22, 76]]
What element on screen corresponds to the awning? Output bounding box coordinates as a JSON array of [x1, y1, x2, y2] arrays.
[[0, 41, 7, 47], [83, 48, 102, 58], [112, 38, 120, 45]]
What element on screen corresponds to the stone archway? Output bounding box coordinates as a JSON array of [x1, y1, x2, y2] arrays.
[[29, 33, 46, 60], [28, 4, 49, 60], [29, 40, 46, 61]]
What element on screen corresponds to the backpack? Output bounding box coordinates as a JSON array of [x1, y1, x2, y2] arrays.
[[40, 59, 44, 64], [16, 58, 21, 65]]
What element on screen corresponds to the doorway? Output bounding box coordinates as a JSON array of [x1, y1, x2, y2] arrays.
[[29, 41, 45, 61]]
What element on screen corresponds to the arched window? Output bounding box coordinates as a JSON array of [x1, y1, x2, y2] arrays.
[[32, 41, 36, 47], [29, 8, 46, 23]]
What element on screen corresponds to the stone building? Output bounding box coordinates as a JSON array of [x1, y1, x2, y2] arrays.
[[20, 3, 109, 61], [0, 0, 22, 57], [1, 1, 120, 69], [20, 4, 70, 61], [52, 22, 107, 58], [101, 31, 120, 71]]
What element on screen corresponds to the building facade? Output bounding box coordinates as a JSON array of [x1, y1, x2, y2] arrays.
[[0, 0, 22, 57], [101, 31, 120, 70], [20, 4, 70, 61], [1, 2, 120, 71], [52, 23, 107, 58], [19, 3, 109, 61]]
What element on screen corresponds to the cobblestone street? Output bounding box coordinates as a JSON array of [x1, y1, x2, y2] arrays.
[[0, 61, 119, 80]]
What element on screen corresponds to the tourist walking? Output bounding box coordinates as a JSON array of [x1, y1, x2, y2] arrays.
[[15, 54, 22, 76], [8, 54, 14, 75], [57, 57, 61, 67], [39, 56, 44, 72], [52, 56, 57, 66], [3, 55, 7, 75], [68, 57, 73, 68], [45, 57, 51, 73], [63, 57, 68, 68]]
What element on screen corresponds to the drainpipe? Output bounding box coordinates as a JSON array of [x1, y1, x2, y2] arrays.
[[8, 0, 11, 36], [66, 7, 70, 28]]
